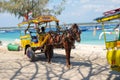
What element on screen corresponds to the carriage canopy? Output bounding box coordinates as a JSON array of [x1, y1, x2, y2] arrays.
[[18, 15, 59, 27], [95, 8, 120, 23]]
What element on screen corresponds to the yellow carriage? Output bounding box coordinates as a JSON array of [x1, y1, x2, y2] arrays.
[[18, 15, 60, 61], [95, 8, 120, 71]]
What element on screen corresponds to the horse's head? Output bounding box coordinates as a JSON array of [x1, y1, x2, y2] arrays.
[[71, 24, 81, 42]]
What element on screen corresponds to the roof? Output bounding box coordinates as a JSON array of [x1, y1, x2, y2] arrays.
[[18, 15, 59, 27], [95, 12, 120, 23], [36, 15, 59, 22], [95, 8, 120, 23]]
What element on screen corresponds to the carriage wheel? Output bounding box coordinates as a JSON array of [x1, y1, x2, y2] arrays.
[[26, 47, 35, 62]]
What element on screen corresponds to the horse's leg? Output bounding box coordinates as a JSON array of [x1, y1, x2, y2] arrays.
[[50, 45, 54, 58], [45, 45, 51, 64], [65, 44, 71, 69]]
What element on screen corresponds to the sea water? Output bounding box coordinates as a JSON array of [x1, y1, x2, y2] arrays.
[[0, 30, 20, 45], [0, 25, 117, 45]]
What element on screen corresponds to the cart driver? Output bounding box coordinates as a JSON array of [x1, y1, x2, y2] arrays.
[[25, 28, 29, 34], [25, 24, 30, 34], [41, 26, 45, 34]]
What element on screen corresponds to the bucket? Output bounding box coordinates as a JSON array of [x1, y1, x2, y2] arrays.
[[7, 43, 20, 51]]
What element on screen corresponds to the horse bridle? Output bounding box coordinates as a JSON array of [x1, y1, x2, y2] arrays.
[[69, 27, 80, 41]]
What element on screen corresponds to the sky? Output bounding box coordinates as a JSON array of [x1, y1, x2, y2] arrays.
[[0, 0, 120, 27]]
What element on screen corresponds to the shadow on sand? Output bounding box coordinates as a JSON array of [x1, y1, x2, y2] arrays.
[[8, 51, 120, 80]]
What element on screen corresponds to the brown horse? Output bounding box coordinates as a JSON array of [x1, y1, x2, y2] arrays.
[[44, 23, 81, 68]]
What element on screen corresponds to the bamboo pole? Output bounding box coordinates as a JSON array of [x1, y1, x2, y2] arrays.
[[101, 22, 107, 45]]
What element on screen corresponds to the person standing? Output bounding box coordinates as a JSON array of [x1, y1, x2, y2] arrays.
[[93, 26, 97, 36]]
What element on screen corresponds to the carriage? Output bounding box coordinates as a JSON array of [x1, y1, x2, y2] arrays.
[[18, 15, 60, 61], [95, 8, 120, 72], [18, 14, 81, 68]]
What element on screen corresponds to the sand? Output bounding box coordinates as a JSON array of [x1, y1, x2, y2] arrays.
[[0, 44, 120, 80]]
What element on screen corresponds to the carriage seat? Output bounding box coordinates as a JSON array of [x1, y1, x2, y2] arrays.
[[30, 31, 38, 43], [31, 36, 38, 43]]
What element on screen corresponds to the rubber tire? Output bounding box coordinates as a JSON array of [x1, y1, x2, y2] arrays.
[[26, 47, 35, 62]]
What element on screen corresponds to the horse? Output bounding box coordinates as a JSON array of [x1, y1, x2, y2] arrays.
[[44, 23, 81, 68]]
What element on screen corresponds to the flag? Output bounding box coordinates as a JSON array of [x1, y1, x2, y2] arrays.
[[28, 11, 33, 19], [23, 14, 28, 21]]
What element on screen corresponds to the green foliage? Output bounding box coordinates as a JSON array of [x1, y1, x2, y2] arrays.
[[0, 0, 66, 18]]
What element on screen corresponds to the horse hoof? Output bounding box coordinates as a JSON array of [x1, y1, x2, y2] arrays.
[[72, 46, 75, 49], [67, 65, 71, 69], [48, 61, 51, 64]]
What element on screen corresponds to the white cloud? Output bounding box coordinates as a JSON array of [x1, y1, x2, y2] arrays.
[[0, 13, 22, 27], [58, 0, 120, 23], [0, 13, 10, 17], [82, 4, 105, 12], [82, 3, 119, 13], [66, 0, 80, 7], [66, 0, 79, 4], [111, 0, 120, 3], [80, 0, 90, 4]]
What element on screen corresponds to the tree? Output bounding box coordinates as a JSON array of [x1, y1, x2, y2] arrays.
[[0, 0, 66, 19]]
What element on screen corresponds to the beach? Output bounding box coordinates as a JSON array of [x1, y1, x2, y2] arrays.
[[0, 44, 120, 80], [0, 0, 120, 80]]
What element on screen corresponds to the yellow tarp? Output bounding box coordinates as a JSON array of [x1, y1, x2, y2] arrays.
[[95, 13, 120, 23], [18, 15, 59, 27]]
